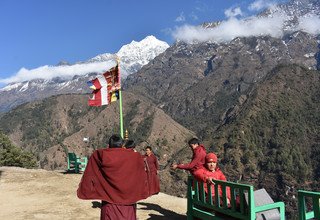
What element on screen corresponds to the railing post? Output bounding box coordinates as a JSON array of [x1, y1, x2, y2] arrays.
[[187, 176, 194, 220]]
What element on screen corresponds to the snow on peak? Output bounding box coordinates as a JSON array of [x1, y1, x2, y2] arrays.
[[116, 35, 169, 77], [0, 35, 169, 86], [87, 53, 115, 63], [0, 82, 22, 92], [172, 0, 320, 44], [84, 35, 169, 78]]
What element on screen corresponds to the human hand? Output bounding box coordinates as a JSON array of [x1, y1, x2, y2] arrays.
[[171, 164, 178, 170], [207, 177, 215, 185]]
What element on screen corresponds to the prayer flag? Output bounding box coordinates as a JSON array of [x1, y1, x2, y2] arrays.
[[87, 65, 120, 106]]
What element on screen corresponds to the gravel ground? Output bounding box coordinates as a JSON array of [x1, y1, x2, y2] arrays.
[[0, 166, 187, 220]]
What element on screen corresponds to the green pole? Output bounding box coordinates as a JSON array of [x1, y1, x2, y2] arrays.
[[119, 89, 124, 138], [117, 58, 124, 138]]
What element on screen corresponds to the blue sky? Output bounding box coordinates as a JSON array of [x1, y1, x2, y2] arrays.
[[0, 0, 265, 82], [5, 0, 320, 87]]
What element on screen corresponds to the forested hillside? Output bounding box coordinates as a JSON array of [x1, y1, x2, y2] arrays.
[[205, 64, 320, 216]]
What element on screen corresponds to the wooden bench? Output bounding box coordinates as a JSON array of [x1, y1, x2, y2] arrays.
[[67, 152, 87, 173], [298, 190, 320, 220], [187, 175, 286, 220]]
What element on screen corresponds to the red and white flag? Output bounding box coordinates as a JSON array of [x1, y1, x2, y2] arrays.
[[87, 65, 120, 106]]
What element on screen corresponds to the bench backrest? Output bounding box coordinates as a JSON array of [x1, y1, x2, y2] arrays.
[[298, 190, 320, 220], [187, 176, 285, 220], [68, 152, 77, 162], [188, 175, 255, 219], [67, 152, 87, 172]]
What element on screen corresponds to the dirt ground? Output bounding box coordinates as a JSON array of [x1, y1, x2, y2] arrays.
[[0, 166, 187, 220]]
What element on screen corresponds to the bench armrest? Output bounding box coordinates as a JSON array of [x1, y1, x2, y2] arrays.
[[255, 201, 285, 219]]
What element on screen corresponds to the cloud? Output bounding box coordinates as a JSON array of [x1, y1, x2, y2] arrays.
[[248, 0, 278, 11], [298, 15, 320, 35], [0, 61, 116, 84], [224, 7, 243, 18], [172, 12, 287, 43], [175, 12, 186, 22], [172, 0, 320, 45]]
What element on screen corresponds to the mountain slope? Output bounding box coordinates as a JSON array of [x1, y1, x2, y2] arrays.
[[125, 30, 319, 140], [0, 91, 195, 196]]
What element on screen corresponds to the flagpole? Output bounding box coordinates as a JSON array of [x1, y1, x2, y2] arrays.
[[117, 57, 124, 138]]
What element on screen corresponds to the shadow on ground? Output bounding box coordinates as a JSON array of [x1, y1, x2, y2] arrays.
[[0, 170, 3, 180], [138, 202, 186, 220], [60, 170, 84, 175], [91, 201, 102, 208]]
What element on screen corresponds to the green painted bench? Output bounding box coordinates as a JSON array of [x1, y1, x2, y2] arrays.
[[187, 175, 286, 220], [298, 190, 320, 220], [67, 152, 87, 173]]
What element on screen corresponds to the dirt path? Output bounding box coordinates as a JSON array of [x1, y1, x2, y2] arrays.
[[0, 167, 187, 220]]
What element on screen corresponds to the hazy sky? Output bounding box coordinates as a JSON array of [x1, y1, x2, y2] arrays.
[[3, 0, 319, 87]]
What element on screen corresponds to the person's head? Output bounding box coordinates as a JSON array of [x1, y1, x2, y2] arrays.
[[188, 138, 200, 150], [205, 153, 218, 171], [108, 134, 124, 148], [125, 140, 136, 149], [145, 146, 152, 156]]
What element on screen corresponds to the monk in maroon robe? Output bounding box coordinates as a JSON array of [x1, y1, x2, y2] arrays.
[[77, 134, 148, 220], [144, 146, 160, 196]]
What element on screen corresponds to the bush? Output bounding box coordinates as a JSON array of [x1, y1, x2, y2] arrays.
[[0, 131, 37, 168]]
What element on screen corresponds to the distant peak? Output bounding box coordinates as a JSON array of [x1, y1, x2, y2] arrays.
[[56, 61, 70, 66], [117, 36, 169, 53], [143, 35, 157, 41]]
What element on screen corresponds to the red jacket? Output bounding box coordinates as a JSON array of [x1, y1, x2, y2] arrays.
[[177, 144, 206, 173], [77, 148, 148, 204], [193, 166, 231, 199]]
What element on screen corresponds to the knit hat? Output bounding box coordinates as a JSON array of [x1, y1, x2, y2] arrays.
[[205, 153, 217, 163]]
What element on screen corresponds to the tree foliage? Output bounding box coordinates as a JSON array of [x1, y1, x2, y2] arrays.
[[0, 130, 37, 168]]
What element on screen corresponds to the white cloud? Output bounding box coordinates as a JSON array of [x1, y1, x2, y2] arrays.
[[0, 60, 117, 84], [224, 7, 243, 18], [298, 15, 320, 35], [249, 0, 278, 11], [172, 0, 320, 45], [175, 12, 186, 22], [172, 12, 287, 44]]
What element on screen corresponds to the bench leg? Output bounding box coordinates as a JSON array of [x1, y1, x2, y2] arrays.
[[75, 163, 79, 173]]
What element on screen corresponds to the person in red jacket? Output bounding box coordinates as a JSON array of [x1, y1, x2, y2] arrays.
[[171, 138, 206, 175], [144, 146, 160, 196], [193, 152, 231, 205]]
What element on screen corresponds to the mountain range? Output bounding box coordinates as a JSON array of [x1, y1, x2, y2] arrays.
[[0, 0, 320, 217], [0, 35, 169, 113]]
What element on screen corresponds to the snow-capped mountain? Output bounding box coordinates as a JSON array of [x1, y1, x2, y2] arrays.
[[261, 0, 320, 33], [89, 35, 169, 78], [0, 36, 169, 112]]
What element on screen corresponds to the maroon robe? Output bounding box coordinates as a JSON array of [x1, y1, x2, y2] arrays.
[[144, 153, 160, 195], [77, 148, 149, 204], [100, 202, 136, 220]]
